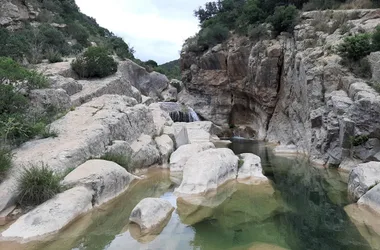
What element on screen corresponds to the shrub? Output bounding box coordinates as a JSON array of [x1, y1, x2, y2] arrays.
[[0, 148, 12, 181], [108, 36, 135, 60], [238, 159, 245, 169], [67, 22, 89, 46], [100, 153, 133, 172], [267, 5, 299, 33], [45, 48, 63, 63], [372, 25, 380, 51], [367, 81, 380, 93], [337, 34, 372, 61], [38, 24, 66, 54], [17, 164, 63, 207], [248, 24, 269, 40], [71, 47, 118, 78], [198, 23, 229, 48], [350, 135, 369, 146]]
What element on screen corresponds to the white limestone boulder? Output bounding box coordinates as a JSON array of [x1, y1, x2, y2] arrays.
[[164, 124, 190, 148], [170, 142, 215, 172], [175, 148, 239, 195], [348, 161, 380, 201], [62, 160, 137, 206], [128, 134, 161, 169], [155, 134, 174, 166], [129, 198, 174, 234], [1, 186, 93, 241], [237, 153, 268, 184], [149, 103, 174, 136]]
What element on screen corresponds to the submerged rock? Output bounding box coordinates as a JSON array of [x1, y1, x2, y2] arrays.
[[237, 153, 268, 184], [170, 142, 215, 172], [129, 198, 174, 234], [175, 148, 239, 195], [1, 186, 93, 241], [348, 162, 380, 201], [62, 160, 137, 206]]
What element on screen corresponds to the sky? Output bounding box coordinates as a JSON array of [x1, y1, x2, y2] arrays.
[[76, 0, 208, 64]]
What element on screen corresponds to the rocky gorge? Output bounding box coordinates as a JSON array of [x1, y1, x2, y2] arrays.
[[1, 1, 380, 249]]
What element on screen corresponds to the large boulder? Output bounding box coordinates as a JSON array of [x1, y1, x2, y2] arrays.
[[29, 88, 71, 113], [155, 134, 174, 166], [127, 134, 161, 169], [129, 198, 174, 234], [49, 75, 82, 96], [62, 160, 137, 206], [175, 121, 219, 144], [164, 124, 190, 148], [1, 186, 93, 240], [175, 148, 239, 195], [170, 142, 215, 172], [36, 61, 78, 79], [162, 86, 178, 102], [358, 183, 380, 214], [348, 162, 380, 201], [237, 153, 268, 184], [149, 103, 174, 136], [0, 95, 155, 213]]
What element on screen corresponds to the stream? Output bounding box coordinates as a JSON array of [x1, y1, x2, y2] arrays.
[[0, 139, 374, 250]]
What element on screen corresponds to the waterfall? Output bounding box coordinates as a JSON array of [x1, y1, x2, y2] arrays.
[[159, 102, 200, 123]]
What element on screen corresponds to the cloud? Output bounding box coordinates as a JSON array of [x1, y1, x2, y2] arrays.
[[76, 0, 208, 64]]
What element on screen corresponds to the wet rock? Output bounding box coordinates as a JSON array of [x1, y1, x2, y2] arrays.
[[1, 186, 93, 240], [129, 198, 174, 234], [348, 161, 380, 201], [175, 148, 239, 195], [237, 153, 268, 184], [170, 142, 215, 172], [62, 160, 137, 206]]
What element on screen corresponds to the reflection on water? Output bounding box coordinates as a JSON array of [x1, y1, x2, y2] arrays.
[[0, 140, 374, 250]]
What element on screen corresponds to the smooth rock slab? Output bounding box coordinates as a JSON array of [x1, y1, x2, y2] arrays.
[[177, 121, 216, 143], [237, 153, 268, 184], [170, 142, 215, 172], [1, 186, 93, 241], [348, 161, 380, 201], [175, 148, 239, 195], [129, 198, 174, 234], [62, 160, 137, 206], [155, 134, 174, 166], [358, 183, 380, 214]]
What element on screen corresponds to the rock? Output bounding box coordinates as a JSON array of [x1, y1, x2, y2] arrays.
[[176, 121, 216, 143], [237, 153, 268, 183], [141, 95, 154, 106], [149, 103, 174, 136], [170, 142, 215, 172], [368, 52, 380, 83], [129, 198, 174, 234], [0, 95, 155, 213], [348, 162, 380, 201], [0, 1, 32, 27], [273, 145, 299, 155], [1, 186, 93, 240], [70, 76, 142, 107], [61, 160, 137, 206], [163, 124, 190, 149], [358, 183, 380, 213], [169, 79, 184, 92], [29, 88, 71, 113], [36, 61, 78, 79], [105, 140, 130, 156], [162, 86, 178, 102], [339, 157, 362, 172], [175, 148, 239, 195], [154, 134, 174, 166], [49, 75, 82, 96], [128, 134, 161, 169], [118, 60, 168, 100]]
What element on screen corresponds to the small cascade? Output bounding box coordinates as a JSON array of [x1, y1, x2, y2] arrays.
[[159, 102, 200, 123]]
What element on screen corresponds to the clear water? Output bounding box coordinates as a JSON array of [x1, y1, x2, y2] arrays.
[[0, 140, 374, 250]]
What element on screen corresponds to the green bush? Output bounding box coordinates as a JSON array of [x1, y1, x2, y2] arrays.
[[198, 23, 229, 48], [17, 164, 63, 207], [67, 22, 89, 46], [337, 34, 372, 61], [71, 47, 118, 78], [45, 49, 63, 63], [248, 24, 269, 40], [350, 135, 369, 146], [0, 148, 12, 181], [100, 153, 133, 172], [372, 25, 380, 51], [107, 36, 135, 60], [267, 5, 299, 33]]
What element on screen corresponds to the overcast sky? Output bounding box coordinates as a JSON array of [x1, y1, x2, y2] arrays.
[[76, 0, 208, 64]]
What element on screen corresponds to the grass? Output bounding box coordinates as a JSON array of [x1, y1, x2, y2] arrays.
[[0, 148, 13, 182], [100, 153, 133, 172], [17, 163, 63, 207], [350, 135, 369, 147]]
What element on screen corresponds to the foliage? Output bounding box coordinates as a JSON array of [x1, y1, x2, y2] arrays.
[[198, 23, 230, 49], [100, 153, 133, 172], [107, 36, 135, 60], [0, 148, 12, 181], [248, 24, 269, 40], [45, 49, 63, 63], [367, 81, 380, 94], [267, 5, 299, 33], [17, 164, 63, 207], [155, 59, 181, 80], [238, 159, 245, 169], [372, 25, 380, 51], [67, 22, 90, 47], [71, 47, 118, 78], [350, 135, 369, 147], [145, 60, 158, 68], [337, 34, 372, 61]]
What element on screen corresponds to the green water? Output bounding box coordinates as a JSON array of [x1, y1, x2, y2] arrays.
[[3, 140, 374, 250]]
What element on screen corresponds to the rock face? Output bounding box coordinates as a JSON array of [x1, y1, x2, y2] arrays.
[[348, 162, 380, 201], [62, 160, 137, 206], [129, 198, 174, 234], [175, 121, 219, 144], [29, 88, 71, 113], [237, 153, 268, 183], [170, 142, 215, 172], [0, 0, 38, 28], [358, 183, 380, 213], [127, 134, 161, 169], [180, 9, 380, 166], [1, 186, 93, 240], [175, 148, 239, 195], [155, 134, 174, 166], [0, 95, 156, 213]]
